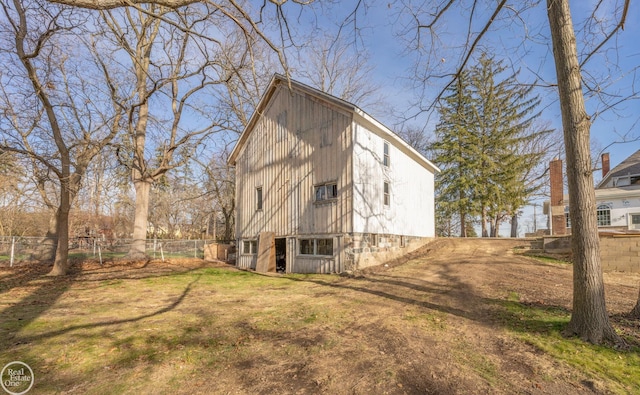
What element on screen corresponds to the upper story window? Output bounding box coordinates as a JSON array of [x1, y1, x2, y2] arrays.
[[315, 182, 338, 202], [383, 181, 390, 206], [383, 141, 390, 167], [277, 110, 287, 142], [613, 174, 640, 187], [596, 204, 611, 226], [256, 187, 263, 211]]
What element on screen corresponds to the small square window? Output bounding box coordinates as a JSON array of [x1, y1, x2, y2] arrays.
[[300, 239, 314, 255], [317, 238, 333, 255], [243, 240, 257, 254]]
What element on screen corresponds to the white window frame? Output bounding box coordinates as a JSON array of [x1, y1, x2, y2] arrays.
[[383, 181, 390, 206], [243, 240, 258, 255], [596, 204, 611, 226], [383, 141, 390, 167]]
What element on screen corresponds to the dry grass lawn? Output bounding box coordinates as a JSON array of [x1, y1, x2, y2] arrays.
[[1, 238, 639, 394]]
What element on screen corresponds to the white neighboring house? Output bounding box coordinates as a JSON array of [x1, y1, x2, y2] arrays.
[[227, 74, 440, 274], [549, 150, 640, 235]]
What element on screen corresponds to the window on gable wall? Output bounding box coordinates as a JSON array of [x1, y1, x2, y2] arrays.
[[277, 110, 287, 142], [596, 204, 611, 226], [256, 187, 263, 211], [383, 141, 390, 167], [315, 182, 338, 202]]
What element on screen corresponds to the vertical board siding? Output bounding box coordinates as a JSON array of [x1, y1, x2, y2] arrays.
[[235, 85, 353, 241]]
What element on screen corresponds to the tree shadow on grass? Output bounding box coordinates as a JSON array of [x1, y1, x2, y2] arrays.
[[2, 274, 201, 347]]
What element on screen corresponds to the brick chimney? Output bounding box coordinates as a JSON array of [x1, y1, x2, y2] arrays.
[[602, 152, 610, 178], [549, 159, 567, 235]]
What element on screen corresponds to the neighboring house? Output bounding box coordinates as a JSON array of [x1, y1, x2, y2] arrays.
[[227, 74, 439, 274], [548, 150, 640, 235]]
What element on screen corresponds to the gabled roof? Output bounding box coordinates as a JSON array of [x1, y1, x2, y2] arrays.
[[227, 74, 440, 174], [597, 149, 640, 189]]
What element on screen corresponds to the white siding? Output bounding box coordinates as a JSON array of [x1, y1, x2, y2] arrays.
[[352, 124, 435, 237], [596, 197, 640, 229]]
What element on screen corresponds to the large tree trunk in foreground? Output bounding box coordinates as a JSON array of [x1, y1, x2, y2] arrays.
[[547, 0, 621, 344]]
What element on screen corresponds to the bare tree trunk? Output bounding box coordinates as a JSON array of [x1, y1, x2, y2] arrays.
[[481, 208, 488, 237], [48, 195, 71, 276], [34, 213, 58, 262], [630, 286, 640, 319], [510, 214, 518, 238], [547, 0, 621, 344], [128, 179, 151, 259], [459, 210, 467, 237]]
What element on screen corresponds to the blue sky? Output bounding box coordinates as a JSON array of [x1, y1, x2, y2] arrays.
[[308, 1, 640, 170]]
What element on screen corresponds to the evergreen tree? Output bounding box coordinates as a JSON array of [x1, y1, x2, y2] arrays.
[[432, 53, 551, 237]]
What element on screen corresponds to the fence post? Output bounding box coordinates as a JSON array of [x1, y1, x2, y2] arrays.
[[194, 240, 197, 258], [160, 243, 165, 262], [10, 236, 15, 267]]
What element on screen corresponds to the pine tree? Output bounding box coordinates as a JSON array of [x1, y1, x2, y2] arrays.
[[432, 53, 551, 237], [432, 75, 480, 237]]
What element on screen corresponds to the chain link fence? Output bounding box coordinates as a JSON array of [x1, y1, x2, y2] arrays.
[[0, 236, 223, 266]]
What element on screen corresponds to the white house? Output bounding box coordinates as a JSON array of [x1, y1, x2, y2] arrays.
[[227, 75, 439, 274], [548, 150, 640, 235]]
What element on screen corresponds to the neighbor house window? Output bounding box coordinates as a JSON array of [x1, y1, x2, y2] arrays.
[[565, 206, 571, 228], [315, 182, 338, 202], [383, 181, 390, 206], [243, 240, 258, 254], [256, 187, 263, 211], [299, 238, 334, 256], [383, 141, 390, 167], [596, 204, 611, 226]]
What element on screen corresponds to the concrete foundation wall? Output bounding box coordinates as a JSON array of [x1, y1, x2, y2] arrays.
[[543, 235, 640, 273], [600, 236, 640, 272]]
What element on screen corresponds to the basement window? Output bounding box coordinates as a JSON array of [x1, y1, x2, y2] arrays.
[[243, 240, 258, 255], [299, 238, 334, 256]]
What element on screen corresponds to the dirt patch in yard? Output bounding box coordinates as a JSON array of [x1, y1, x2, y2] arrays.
[[1, 238, 639, 394]]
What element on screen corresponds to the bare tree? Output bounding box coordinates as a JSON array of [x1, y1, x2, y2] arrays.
[[293, 35, 385, 112], [0, 0, 123, 275]]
